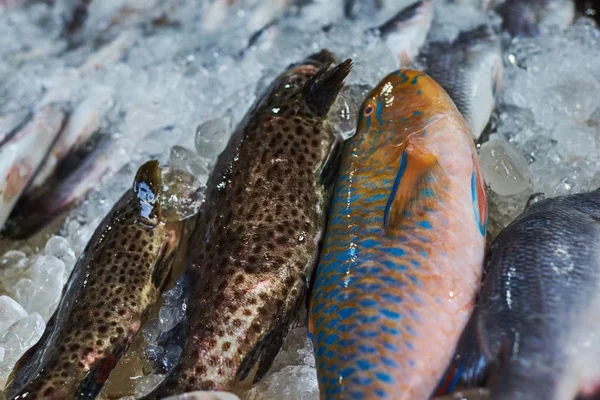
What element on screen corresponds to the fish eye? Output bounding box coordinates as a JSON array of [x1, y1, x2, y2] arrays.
[[363, 104, 375, 116]]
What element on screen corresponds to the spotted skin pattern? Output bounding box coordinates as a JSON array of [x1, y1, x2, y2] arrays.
[[309, 70, 487, 399], [141, 51, 351, 398], [5, 161, 182, 400]]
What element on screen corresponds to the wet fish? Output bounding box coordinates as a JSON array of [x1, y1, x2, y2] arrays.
[[25, 92, 109, 196], [495, 0, 575, 37], [434, 388, 491, 400], [477, 189, 600, 400], [0, 109, 31, 148], [141, 50, 352, 397], [368, 0, 434, 67], [423, 25, 503, 140], [0, 104, 66, 231], [5, 160, 182, 400], [4, 132, 128, 239], [309, 70, 487, 399]]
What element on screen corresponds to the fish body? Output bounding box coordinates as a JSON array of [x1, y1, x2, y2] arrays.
[[5, 161, 182, 400], [0, 109, 31, 148], [0, 104, 65, 231], [423, 24, 502, 140], [309, 70, 487, 399], [26, 93, 108, 196], [344, 0, 384, 19], [478, 189, 600, 400], [141, 50, 351, 398], [369, 0, 434, 67]]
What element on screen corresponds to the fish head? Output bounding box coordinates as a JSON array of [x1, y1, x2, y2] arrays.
[[356, 69, 457, 151], [255, 50, 352, 122]]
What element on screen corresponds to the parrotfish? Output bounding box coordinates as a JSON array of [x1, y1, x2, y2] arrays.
[[309, 69, 487, 399], [422, 24, 503, 140], [0, 104, 66, 232], [477, 189, 600, 399], [141, 50, 352, 398], [4, 160, 182, 400]]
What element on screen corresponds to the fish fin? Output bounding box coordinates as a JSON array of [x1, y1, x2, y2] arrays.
[[319, 136, 343, 191], [383, 139, 442, 237], [5, 309, 60, 395], [75, 354, 119, 400], [433, 309, 491, 396], [303, 59, 353, 118], [471, 152, 487, 236], [133, 160, 163, 225], [236, 293, 304, 385]]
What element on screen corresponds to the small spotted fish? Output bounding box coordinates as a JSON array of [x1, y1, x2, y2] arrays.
[[309, 70, 487, 399], [140, 50, 352, 398], [5, 160, 182, 400]]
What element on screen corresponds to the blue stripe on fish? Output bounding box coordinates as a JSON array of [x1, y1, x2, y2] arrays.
[[383, 152, 407, 231], [471, 170, 487, 236]]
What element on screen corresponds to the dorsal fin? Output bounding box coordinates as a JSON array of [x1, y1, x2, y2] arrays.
[[303, 59, 353, 118], [133, 160, 162, 225]]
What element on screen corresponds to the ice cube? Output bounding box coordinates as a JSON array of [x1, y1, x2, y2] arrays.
[[0, 313, 45, 390], [20, 256, 65, 316], [158, 303, 185, 333], [133, 374, 165, 398], [479, 136, 530, 196], [328, 93, 358, 140], [160, 168, 204, 222], [245, 365, 318, 400], [0, 296, 27, 336], [194, 117, 232, 159], [169, 145, 210, 185], [143, 318, 162, 345], [163, 391, 241, 400], [0, 346, 4, 363], [44, 236, 77, 273]]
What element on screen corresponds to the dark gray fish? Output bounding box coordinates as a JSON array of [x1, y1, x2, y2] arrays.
[[423, 24, 502, 139], [5, 160, 182, 400], [478, 189, 600, 399], [140, 50, 351, 398], [495, 0, 575, 37], [344, 0, 384, 19]]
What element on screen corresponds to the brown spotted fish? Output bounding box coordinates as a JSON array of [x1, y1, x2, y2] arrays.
[[142, 50, 352, 398], [5, 160, 182, 400]]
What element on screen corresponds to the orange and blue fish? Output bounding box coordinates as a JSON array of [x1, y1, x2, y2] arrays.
[[308, 69, 487, 399]]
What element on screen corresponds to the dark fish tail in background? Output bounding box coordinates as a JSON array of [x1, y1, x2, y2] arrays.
[[496, 0, 575, 37], [141, 50, 351, 398], [5, 160, 182, 400], [423, 24, 502, 140], [344, 0, 383, 19], [369, 0, 433, 67], [478, 189, 600, 400]]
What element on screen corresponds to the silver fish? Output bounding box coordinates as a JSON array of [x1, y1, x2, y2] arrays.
[[0, 109, 31, 148], [369, 0, 434, 67], [423, 24, 503, 140], [0, 104, 66, 231], [495, 0, 575, 37]]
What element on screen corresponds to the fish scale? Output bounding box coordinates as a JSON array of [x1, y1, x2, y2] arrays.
[[141, 50, 352, 398], [310, 70, 487, 399]]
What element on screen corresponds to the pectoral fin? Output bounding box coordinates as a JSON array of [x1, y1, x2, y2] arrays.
[[383, 139, 442, 237], [471, 153, 487, 236]]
